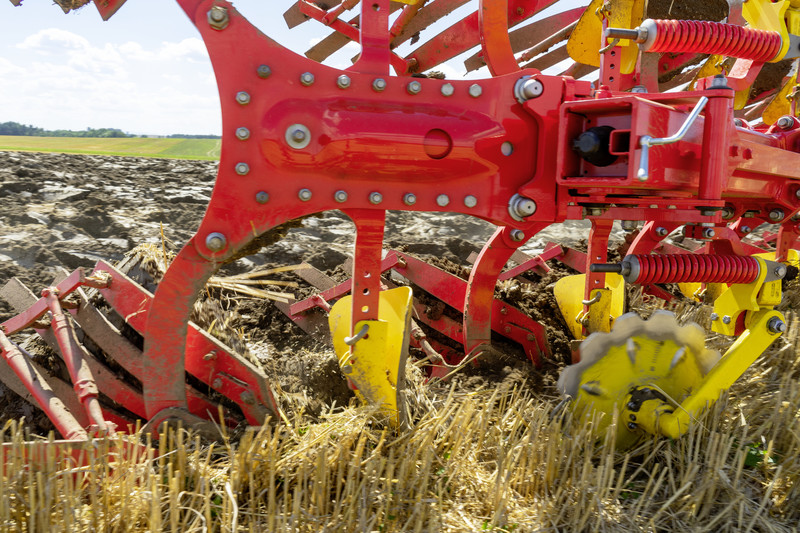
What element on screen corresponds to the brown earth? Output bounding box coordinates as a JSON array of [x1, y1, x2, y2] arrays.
[[0, 150, 608, 432]]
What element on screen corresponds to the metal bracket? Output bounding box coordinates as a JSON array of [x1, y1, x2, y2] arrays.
[[637, 96, 708, 182]]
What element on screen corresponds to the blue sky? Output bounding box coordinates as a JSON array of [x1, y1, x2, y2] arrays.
[[1, 1, 581, 136]]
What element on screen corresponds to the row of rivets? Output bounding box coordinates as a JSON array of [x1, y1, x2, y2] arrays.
[[243, 189, 478, 207]]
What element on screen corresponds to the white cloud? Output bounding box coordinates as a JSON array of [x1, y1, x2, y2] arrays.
[[17, 28, 90, 52]]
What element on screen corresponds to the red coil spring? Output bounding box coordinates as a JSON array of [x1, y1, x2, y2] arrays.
[[648, 19, 782, 63], [632, 254, 759, 285]]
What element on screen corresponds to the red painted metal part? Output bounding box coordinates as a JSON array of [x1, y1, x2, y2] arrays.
[[92, 0, 129, 20], [647, 20, 783, 63]]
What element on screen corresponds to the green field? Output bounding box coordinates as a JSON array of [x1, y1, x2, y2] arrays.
[[0, 135, 220, 160]]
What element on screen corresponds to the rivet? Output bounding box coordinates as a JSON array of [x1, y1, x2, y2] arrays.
[[298, 188, 312, 201], [468, 84, 482, 98], [300, 72, 315, 86], [235, 127, 250, 140], [257, 65, 272, 78], [501, 142, 513, 156], [510, 229, 525, 242], [369, 192, 383, 205], [403, 193, 417, 206], [255, 191, 269, 204], [334, 190, 348, 203], [407, 80, 422, 95], [235, 162, 250, 175], [235, 91, 250, 105], [337, 75, 351, 89], [373, 78, 387, 92], [441, 83, 454, 97], [464, 195, 477, 208], [436, 194, 449, 207], [206, 232, 227, 252]]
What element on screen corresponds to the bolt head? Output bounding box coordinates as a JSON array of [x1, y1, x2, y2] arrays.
[[341, 364, 353, 375], [734, 118, 744, 127], [510, 229, 525, 242], [627, 422, 638, 431], [257, 65, 272, 78], [776, 265, 787, 278], [722, 315, 731, 325], [337, 75, 351, 89], [721, 207, 735, 220], [407, 80, 422, 95], [741, 225, 752, 234], [298, 188, 312, 201], [334, 190, 348, 203], [769, 209, 785, 222], [369, 192, 383, 205], [212, 378, 223, 389], [206, 232, 227, 252], [710, 313, 719, 321], [441, 83, 454, 97], [285, 124, 311, 149], [255, 191, 269, 204], [300, 72, 315, 86], [235, 162, 250, 176], [403, 193, 417, 206], [501, 142, 513, 156], [207, 6, 229, 29], [436, 194, 449, 207], [655, 227, 668, 237], [468, 84, 482, 98], [777, 116, 794, 130], [235, 91, 250, 105], [235, 127, 250, 140], [703, 228, 716, 238], [768, 317, 787, 334], [373, 78, 386, 92], [464, 195, 477, 208]]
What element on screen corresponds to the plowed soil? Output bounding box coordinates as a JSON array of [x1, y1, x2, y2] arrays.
[[0, 150, 604, 431]]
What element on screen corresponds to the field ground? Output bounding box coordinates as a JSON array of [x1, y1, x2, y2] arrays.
[[0, 135, 220, 160]]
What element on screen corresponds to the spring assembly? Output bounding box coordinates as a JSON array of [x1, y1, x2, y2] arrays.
[[592, 254, 760, 285], [646, 20, 782, 62]]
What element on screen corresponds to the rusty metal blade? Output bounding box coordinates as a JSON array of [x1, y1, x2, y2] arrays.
[[464, 7, 582, 72], [405, 0, 557, 74]]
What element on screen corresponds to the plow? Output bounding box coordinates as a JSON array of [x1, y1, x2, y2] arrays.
[[4, 0, 800, 456]]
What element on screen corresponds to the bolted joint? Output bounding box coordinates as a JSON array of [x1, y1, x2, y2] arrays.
[[373, 78, 387, 92], [721, 206, 735, 220], [206, 232, 227, 252], [407, 80, 422, 95], [441, 83, 454, 97], [337, 74, 351, 89], [235, 162, 250, 176], [255, 191, 269, 204], [235, 127, 250, 140], [298, 188, 312, 201], [235, 91, 250, 105], [702, 227, 716, 239], [436, 194, 450, 207], [769, 208, 785, 222], [208, 5, 229, 30], [655, 226, 668, 237], [403, 193, 417, 206], [285, 124, 311, 149], [468, 84, 482, 98], [777, 116, 795, 130], [508, 194, 537, 221], [741, 225, 752, 234], [768, 317, 787, 334], [334, 190, 348, 203], [514, 76, 544, 103], [369, 192, 383, 205], [300, 72, 315, 86], [509, 229, 525, 242]]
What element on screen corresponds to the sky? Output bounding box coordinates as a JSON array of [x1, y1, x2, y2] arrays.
[[0, 0, 582, 136]]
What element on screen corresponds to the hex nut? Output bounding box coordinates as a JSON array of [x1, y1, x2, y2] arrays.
[[468, 84, 482, 98], [373, 78, 387, 92], [208, 6, 229, 30], [235, 162, 250, 175], [441, 83, 455, 97], [464, 195, 477, 208], [255, 191, 269, 204], [403, 193, 417, 206], [407, 80, 422, 95], [300, 72, 315, 86], [235, 127, 250, 140], [337, 75, 351, 89], [257, 65, 272, 78], [298, 188, 312, 201], [236, 91, 250, 105], [334, 190, 348, 203], [436, 194, 449, 207], [206, 232, 227, 252], [369, 192, 383, 205]]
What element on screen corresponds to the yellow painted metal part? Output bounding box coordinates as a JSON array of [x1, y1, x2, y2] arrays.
[[763, 76, 799, 125], [553, 273, 625, 339], [328, 286, 413, 426], [634, 309, 784, 439], [566, 0, 645, 74], [559, 312, 717, 450], [711, 257, 772, 336], [743, 0, 791, 61]]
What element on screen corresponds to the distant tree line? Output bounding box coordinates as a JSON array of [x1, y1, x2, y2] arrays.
[[0, 121, 222, 139], [0, 121, 132, 138], [167, 133, 222, 139]]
